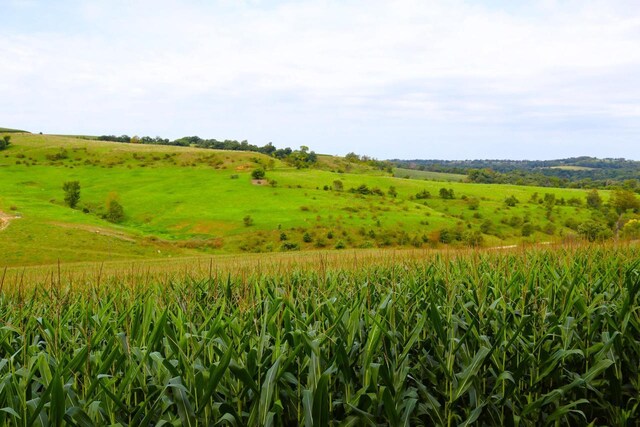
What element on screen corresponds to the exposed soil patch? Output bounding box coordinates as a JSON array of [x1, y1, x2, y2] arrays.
[[251, 179, 268, 185], [49, 222, 137, 242], [0, 211, 20, 231]]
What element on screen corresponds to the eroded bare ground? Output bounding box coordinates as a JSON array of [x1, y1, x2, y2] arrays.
[[0, 211, 20, 231], [48, 222, 138, 242]]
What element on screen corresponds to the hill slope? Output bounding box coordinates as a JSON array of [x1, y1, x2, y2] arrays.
[[0, 133, 625, 266]]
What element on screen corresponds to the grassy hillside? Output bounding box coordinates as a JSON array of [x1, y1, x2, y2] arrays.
[[0, 133, 616, 266], [0, 127, 28, 133], [393, 167, 466, 181]]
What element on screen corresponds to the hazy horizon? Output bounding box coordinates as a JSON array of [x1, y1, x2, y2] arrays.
[[2, 0, 640, 161]]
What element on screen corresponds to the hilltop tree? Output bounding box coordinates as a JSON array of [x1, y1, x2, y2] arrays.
[[63, 181, 81, 208]]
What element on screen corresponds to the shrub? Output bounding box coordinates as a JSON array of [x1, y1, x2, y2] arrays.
[[439, 188, 454, 199], [467, 197, 480, 210], [251, 168, 266, 180], [415, 190, 431, 200], [243, 215, 254, 226], [280, 242, 300, 251], [521, 222, 535, 237], [504, 195, 519, 207]]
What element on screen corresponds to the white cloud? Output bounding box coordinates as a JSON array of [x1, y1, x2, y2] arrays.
[[1, 0, 639, 158]]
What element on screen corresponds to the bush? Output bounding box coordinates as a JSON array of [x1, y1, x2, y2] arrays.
[[565, 217, 580, 231], [504, 195, 519, 207], [467, 198, 480, 210], [480, 219, 493, 234], [521, 222, 535, 237], [243, 215, 254, 226], [334, 240, 346, 249], [439, 188, 454, 199], [251, 169, 266, 180], [415, 190, 431, 200], [303, 232, 313, 243], [280, 242, 300, 251], [463, 230, 484, 247]]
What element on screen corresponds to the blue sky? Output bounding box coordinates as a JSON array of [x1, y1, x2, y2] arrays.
[[2, 0, 640, 160]]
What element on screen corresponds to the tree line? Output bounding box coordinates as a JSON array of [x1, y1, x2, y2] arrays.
[[97, 135, 318, 168], [394, 157, 640, 189]]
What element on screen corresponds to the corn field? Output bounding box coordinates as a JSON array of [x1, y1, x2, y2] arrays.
[[0, 246, 639, 426]]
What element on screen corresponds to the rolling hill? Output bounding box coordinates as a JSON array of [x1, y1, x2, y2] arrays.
[[0, 132, 624, 266]]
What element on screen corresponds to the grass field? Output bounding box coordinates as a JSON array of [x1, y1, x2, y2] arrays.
[[0, 127, 28, 133], [0, 244, 638, 425], [393, 167, 467, 182], [0, 133, 611, 266]]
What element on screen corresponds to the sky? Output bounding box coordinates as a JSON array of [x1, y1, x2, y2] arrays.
[[1, 0, 640, 160]]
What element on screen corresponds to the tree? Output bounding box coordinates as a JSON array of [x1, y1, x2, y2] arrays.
[[251, 168, 266, 180], [586, 189, 602, 209], [106, 199, 125, 223], [0, 135, 10, 150], [610, 189, 640, 214], [578, 220, 612, 242], [63, 181, 81, 208]]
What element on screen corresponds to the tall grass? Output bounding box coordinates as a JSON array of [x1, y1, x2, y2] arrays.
[[0, 245, 639, 425]]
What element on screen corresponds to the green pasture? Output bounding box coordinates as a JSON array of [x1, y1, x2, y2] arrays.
[[393, 167, 467, 181], [0, 133, 608, 265]]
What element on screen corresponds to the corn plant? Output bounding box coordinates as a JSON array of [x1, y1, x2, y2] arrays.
[[0, 245, 638, 425]]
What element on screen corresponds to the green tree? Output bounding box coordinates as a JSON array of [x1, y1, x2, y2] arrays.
[[0, 135, 10, 150], [63, 181, 81, 208], [106, 199, 125, 223], [578, 220, 612, 242], [586, 189, 602, 209], [610, 189, 640, 214]]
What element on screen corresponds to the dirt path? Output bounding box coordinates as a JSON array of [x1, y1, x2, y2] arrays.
[[49, 222, 138, 242], [0, 211, 20, 231]]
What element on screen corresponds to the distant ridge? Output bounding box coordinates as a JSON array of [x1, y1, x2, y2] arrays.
[[0, 127, 29, 133]]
